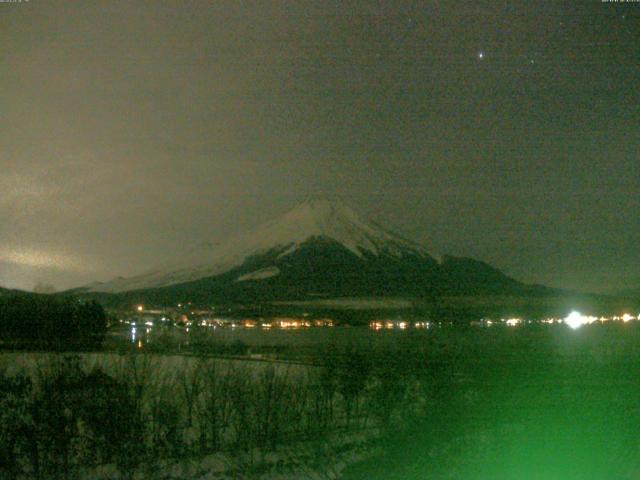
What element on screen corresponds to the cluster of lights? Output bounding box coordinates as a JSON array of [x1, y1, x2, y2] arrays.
[[130, 313, 335, 330], [541, 318, 564, 325], [475, 312, 639, 330], [272, 318, 312, 329], [369, 321, 431, 330], [315, 319, 334, 327], [186, 318, 336, 330], [129, 306, 639, 333], [563, 311, 640, 329], [163, 318, 326, 329], [478, 318, 525, 327]]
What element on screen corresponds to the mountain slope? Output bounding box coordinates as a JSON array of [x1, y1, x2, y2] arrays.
[[79, 199, 531, 304], [87, 199, 437, 294]]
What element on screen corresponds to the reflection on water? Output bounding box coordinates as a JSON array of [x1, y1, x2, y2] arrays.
[[108, 321, 434, 353], [109, 311, 640, 356]]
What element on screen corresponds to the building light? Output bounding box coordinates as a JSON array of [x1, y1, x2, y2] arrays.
[[564, 311, 597, 329]]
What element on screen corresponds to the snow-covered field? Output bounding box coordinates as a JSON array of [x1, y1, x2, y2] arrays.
[[82, 430, 379, 480], [0, 350, 385, 480], [0, 351, 300, 379]]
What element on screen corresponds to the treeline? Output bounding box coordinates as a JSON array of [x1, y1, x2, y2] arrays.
[[0, 346, 444, 480], [0, 294, 107, 349]]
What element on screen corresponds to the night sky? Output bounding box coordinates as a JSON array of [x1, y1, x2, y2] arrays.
[[1, 1, 638, 293]]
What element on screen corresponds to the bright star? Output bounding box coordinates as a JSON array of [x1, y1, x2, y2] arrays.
[[478, 51, 485, 60]]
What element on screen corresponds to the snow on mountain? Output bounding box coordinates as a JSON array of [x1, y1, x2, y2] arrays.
[[235, 266, 281, 282], [87, 199, 435, 293]]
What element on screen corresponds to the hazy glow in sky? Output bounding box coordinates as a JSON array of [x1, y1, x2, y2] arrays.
[[0, 247, 84, 270], [1, 1, 638, 292]]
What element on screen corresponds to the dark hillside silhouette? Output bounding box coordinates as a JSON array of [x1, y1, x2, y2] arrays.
[[0, 293, 107, 349]]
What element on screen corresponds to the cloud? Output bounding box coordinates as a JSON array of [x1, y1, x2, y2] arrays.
[[0, 246, 94, 272]]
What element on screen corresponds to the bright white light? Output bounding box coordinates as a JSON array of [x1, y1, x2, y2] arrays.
[[478, 51, 484, 59], [564, 311, 587, 329], [622, 313, 633, 323]]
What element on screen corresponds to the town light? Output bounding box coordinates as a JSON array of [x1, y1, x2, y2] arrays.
[[564, 311, 587, 329]]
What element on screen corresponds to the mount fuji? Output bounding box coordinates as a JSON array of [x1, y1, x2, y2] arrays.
[[78, 199, 527, 304]]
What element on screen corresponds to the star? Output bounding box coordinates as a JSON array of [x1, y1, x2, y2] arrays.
[[478, 51, 485, 60]]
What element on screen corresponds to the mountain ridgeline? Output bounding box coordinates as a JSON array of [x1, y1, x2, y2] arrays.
[[75, 199, 546, 306]]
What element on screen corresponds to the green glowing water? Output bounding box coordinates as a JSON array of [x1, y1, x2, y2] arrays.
[[344, 324, 640, 479]]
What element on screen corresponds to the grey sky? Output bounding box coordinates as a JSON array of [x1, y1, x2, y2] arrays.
[[1, 1, 638, 293]]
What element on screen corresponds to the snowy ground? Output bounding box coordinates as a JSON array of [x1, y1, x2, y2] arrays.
[[0, 351, 382, 480], [85, 430, 379, 480]]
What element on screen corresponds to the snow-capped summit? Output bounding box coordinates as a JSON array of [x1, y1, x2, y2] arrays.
[[237, 197, 430, 259], [86, 198, 436, 293]]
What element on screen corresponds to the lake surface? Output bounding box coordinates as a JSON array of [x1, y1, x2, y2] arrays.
[[107, 323, 433, 351]]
